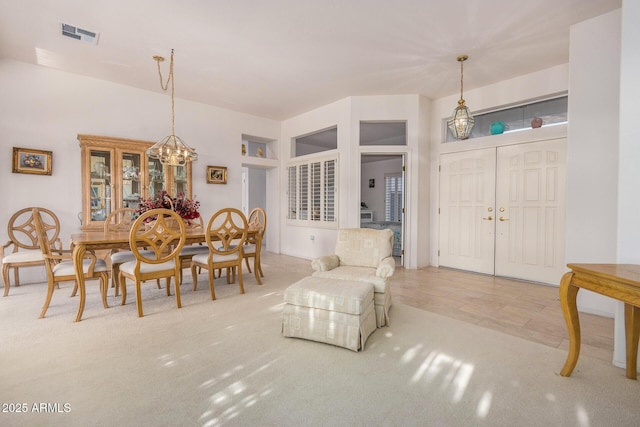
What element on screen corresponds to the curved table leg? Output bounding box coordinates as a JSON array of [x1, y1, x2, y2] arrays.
[[72, 243, 88, 322], [624, 304, 640, 379], [559, 271, 580, 377]]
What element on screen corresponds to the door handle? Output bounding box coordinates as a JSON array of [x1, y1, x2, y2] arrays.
[[499, 216, 509, 221], [482, 216, 493, 221]]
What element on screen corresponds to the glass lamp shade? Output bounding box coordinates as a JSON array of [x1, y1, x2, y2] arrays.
[[447, 100, 475, 140], [146, 134, 198, 166]]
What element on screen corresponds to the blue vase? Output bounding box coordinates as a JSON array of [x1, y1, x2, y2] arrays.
[[490, 121, 506, 135]]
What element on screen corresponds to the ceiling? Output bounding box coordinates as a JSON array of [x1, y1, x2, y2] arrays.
[[0, 0, 621, 121]]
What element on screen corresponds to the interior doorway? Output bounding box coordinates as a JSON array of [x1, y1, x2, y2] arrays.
[[242, 166, 267, 245], [360, 154, 405, 266]]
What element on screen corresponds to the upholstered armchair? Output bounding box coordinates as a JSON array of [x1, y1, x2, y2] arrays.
[[311, 228, 395, 327]]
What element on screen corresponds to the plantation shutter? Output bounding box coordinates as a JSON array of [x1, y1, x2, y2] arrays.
[[287, 166, 297, 220], [323, 159, 335, 222], [299, 164, 308, 220], [385, 173, 403, 222], [310, 161, 321, 221]]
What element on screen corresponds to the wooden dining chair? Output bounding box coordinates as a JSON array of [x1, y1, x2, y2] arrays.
[[190, 208, 248, 300], [33, 208, 109, 320], [118, 208, 187, 317], [242, 207, 266, 284], [177, 216, 207, 281], [2, 207, 62, 297], [104, 207, 157, 296]]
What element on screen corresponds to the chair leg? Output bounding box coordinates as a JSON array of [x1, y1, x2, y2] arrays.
[[237, 266, 245, 294], [100, 273, 109, 309], [135, 280, 144, 317], [13, 267, 20, 287], [245, 257, 252, 273], [253, 257, 262, 285], [112, 264, 121, 297], [174, 274, 182, 309], [165, 277, 172, 296], [208, 267, 216, 301], [2, 265, 10, 297], [39, 281, 55, 318], [70, 282, 78, 297], [120, 273, 127, 306], [191, 264, 199, 291], [257, 254, 264, 278]]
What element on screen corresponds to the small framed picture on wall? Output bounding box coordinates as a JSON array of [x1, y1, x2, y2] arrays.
[[12, 147, 52, 175], [369, 179, 375, 188], [207, 165, 227, 184]]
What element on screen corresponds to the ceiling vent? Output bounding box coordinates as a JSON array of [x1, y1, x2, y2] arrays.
[[61, 23, 99, 45]]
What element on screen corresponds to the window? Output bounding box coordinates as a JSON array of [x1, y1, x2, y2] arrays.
[[385, 173, 402, 222], [444, 95, 568, 142], [293, 127, 337, 157], [287, 155, 338, 226], [360, 121, 407, 146]]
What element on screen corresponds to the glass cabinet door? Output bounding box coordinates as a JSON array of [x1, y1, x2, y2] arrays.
[[172, 165, 189, 196], [121, 152, 142, 210], [148, 158, 165, 199], [89, 150, 112, 222]]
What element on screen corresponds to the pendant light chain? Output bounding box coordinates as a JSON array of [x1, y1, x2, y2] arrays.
[[459, 57, 464, 101], [156, 49, 176, 136]]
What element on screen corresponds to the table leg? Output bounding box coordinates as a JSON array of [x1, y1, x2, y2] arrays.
[[624, 303, 640, 380], [72, 243, 87, 322], [559, 271, 580, 377]]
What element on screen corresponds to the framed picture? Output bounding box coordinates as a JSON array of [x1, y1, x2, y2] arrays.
[[207, 165, 227, 184], [369, 179, 375, 188], [12, 147, 52, 175]]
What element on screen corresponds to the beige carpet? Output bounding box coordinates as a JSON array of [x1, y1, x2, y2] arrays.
[[1, 253, 639, 427]]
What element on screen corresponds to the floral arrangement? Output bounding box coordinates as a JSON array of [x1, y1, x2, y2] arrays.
[[136, 190, 200, 225]]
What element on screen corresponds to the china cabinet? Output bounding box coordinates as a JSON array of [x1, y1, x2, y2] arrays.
[[78, 134, 192, 230]]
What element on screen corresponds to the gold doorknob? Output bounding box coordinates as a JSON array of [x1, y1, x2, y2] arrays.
[[499, 216, 509, 221], [482, 216, 493, 221]]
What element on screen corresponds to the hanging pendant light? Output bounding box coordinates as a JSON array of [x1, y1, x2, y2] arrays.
[[146, 49, 198, 166], [447, 54, 474, 140]]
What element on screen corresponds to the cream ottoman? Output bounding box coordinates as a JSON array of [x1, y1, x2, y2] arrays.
[[282, 276, 376, 352]]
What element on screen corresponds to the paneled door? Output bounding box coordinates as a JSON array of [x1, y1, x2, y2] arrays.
[[439, 139, 566, 284], [439, 148, 496, 275], [494, 139, 567, 284]]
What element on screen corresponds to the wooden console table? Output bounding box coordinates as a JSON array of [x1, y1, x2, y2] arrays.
[[560, 263, 640, 379]]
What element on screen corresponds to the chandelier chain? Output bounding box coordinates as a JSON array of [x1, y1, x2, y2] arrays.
[[156, 49, 175, 136], [459, 58, 464, 101]]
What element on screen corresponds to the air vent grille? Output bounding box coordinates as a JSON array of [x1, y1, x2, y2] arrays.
[[61, 23, 99, 45]]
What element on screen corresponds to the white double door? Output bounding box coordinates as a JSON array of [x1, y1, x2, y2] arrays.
[[439, 139, 566, 285]]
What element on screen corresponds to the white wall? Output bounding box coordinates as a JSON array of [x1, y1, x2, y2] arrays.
[[0, 59, 279, 283], [567, 9, 621, 317], [614, 1, 640, 368]]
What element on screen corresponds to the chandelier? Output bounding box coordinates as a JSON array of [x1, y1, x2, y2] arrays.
[[146, 49, 198, 166], [447, 54, 475, 140]]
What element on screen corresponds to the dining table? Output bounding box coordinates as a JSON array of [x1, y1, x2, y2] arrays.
[[69, 227, 260, 322]]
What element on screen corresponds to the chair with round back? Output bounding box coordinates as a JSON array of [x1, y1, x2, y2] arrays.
[[104, 207, 155, 296], [190, 208, 248, 300], [2, 207, 61, 296], [33, 208, 109, 320], [118, 208, 187, 317], [243, 207, 266, 284], [177, 215, 207, 282]]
